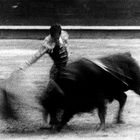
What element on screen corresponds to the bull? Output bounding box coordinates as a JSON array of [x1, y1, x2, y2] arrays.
[[40, 52, 140, 131]]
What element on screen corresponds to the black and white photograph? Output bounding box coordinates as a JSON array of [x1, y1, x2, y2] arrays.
[[0, 0, 140, 140]]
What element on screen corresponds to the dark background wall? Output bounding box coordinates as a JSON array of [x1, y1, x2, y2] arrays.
[[0, 0, 140, 39], [0, 0, 140, 25]]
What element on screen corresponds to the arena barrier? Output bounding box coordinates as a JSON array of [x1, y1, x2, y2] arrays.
[[0, 26, 140, 39]]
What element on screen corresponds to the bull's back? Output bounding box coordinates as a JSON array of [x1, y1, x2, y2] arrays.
[[66, 58, 105, 77], [60, 58, 127, 96], [59, 58, 108, 96]]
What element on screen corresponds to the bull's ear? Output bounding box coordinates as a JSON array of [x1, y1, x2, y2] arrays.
[[50, 79, 64, 96]]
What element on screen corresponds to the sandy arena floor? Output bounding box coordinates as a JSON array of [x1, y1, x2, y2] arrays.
[[0, 39, 140, 140]]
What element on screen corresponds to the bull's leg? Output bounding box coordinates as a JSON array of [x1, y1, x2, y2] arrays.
[[55, 110, 73, 131], [40, 111, 52, 130], [43, 112, 51, 128], [96, 103, 106, 131], [41, 109, 61, 130], [115, 92, 127, 124]]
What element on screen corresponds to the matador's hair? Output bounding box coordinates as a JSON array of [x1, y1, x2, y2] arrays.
[[50, 24, 62, 38]]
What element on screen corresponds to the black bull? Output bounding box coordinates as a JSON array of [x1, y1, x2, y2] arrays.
[[40, 52, 140, 131]]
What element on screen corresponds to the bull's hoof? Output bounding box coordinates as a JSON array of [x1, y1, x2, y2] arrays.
[[55, 126, 63, 132], [40, 125, 61, 133], [115, 119, 125, 124], [40, 126, 52, 130], [51, 123, 65, 132], [95, 124, 105, 131], [47, 125, 62, 133]]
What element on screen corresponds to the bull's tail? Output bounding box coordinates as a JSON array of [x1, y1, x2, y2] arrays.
[[0, 89, 18, 120]]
